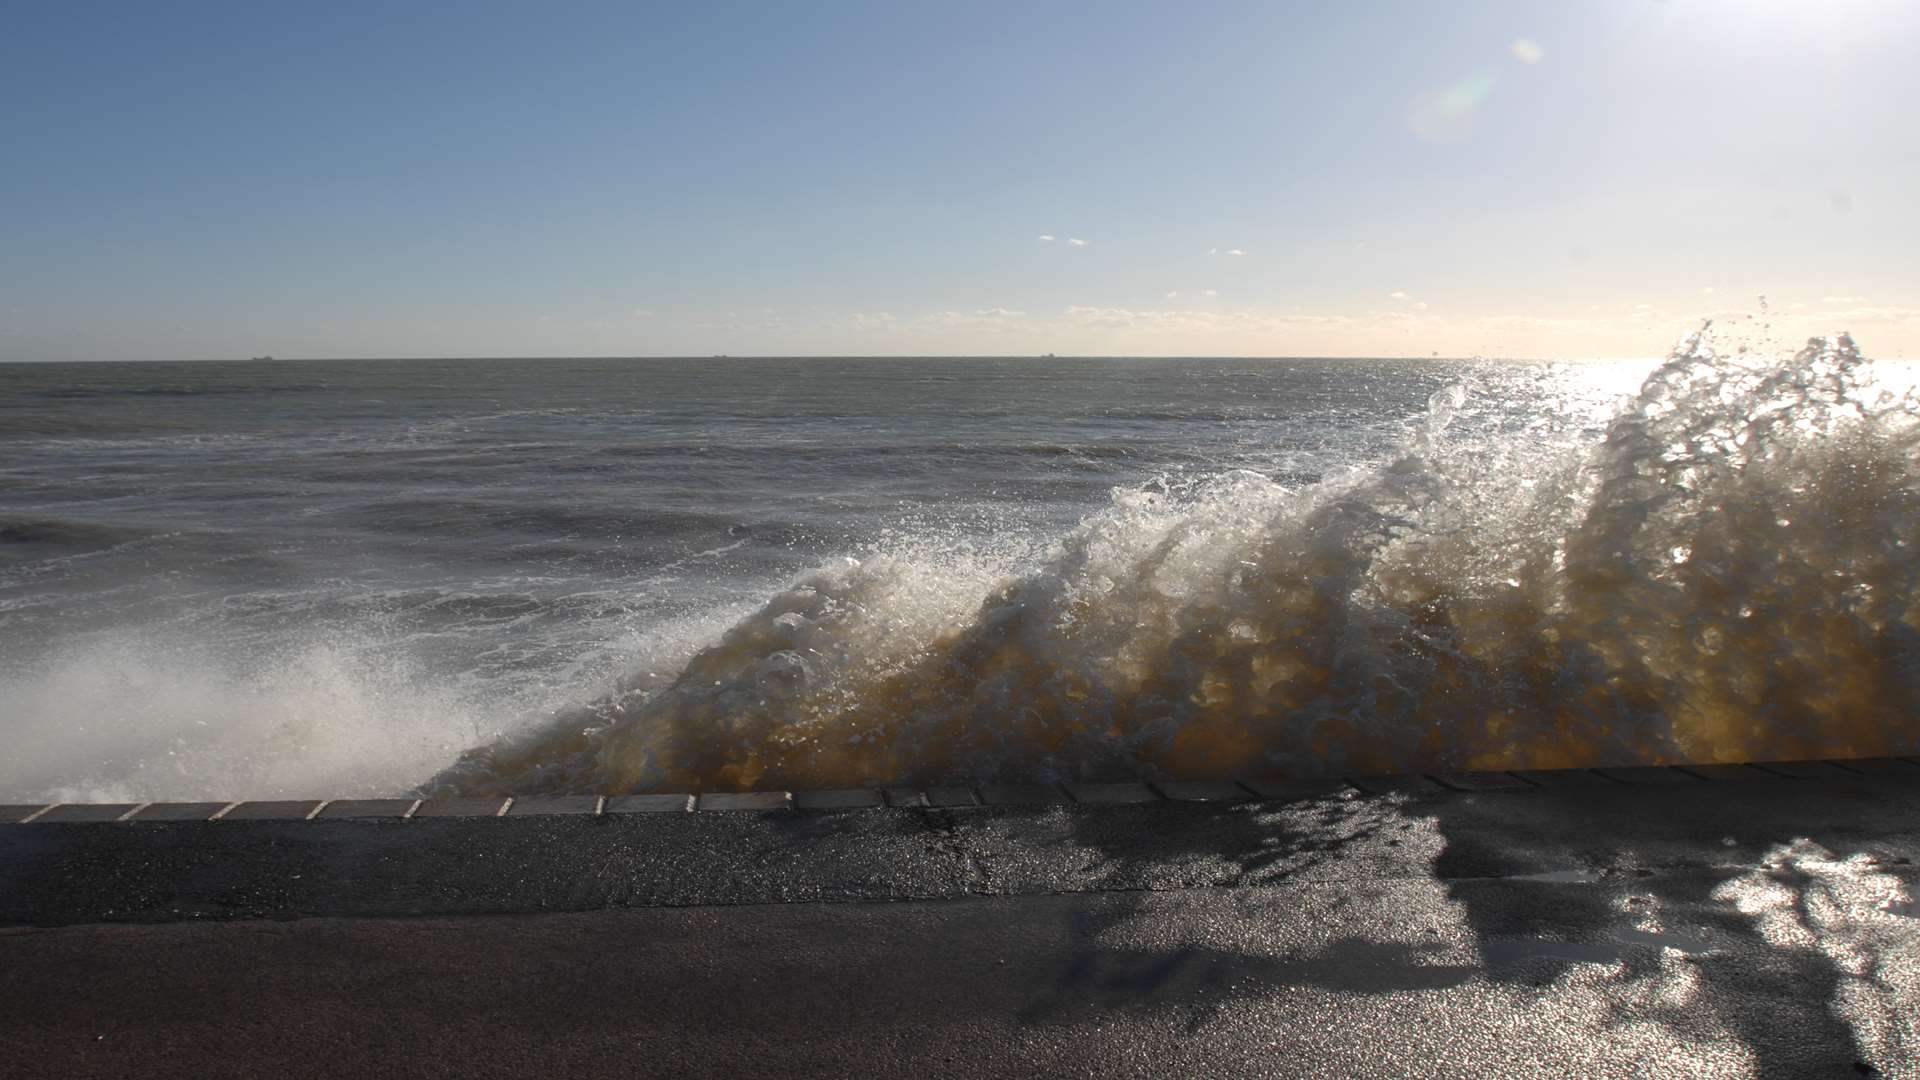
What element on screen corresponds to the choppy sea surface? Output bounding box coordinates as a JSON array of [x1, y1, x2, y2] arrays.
[[5, 331, 1918, 801]]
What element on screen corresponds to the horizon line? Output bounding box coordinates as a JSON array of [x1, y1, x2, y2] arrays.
[[0, 351, 1669, 365]]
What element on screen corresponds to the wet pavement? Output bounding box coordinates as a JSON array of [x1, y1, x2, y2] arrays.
[[2, 771, 1918, 1077]]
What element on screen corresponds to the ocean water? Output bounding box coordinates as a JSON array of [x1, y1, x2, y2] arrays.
[[4, 330, 1917, 801]]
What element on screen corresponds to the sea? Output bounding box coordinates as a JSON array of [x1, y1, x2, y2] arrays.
[[4, 328, 1918, 802]]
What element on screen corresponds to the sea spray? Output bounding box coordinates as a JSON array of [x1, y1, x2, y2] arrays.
[[429, 328, 1920, 794]]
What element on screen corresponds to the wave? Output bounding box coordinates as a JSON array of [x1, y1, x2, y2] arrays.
[[0, 414, 210, 438], [0, 515, 158, 551], [0, 635, 495, 803], [430, 327, 1920, 795]]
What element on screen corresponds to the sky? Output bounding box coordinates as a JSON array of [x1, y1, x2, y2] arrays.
[[2, 0, 1917, 362]]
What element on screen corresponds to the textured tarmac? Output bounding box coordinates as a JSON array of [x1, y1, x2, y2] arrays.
[[3, 772, 1918, 1077]]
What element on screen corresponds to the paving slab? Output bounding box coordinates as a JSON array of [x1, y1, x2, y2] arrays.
[[505, 795, 601, 816], [604, 794, 694, 814], [129, 802, 232, 822], [979, 784, 1070, 805], [1151, 780, 1251, 802], [1676, 764, 1776, 781], [882, 788, 929, 807], [1591, 766, 1699, 786], [316, 799, 417, 820], [411, 796, 509, 818], [924, 786, 978, 807], [1828, 757, 1920, 777], [31, 804, 141, 823], [1750, 760, 1854, 779], [1346, 774, 1446, 795], [1430, 771, 1537, 792], [697, 791, 793, 812], [793, 789, 882, 810], [1238, 777, 1355, 801], [220, 800, 325, 820], [0, 806, 48, 824], [1063, 782, 1160, 805], [1510, 768, 1619, 787]]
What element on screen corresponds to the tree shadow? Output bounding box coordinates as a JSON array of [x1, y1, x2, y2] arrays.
[[1014, 785, 1906, 1075], [1424, 791, 1902, 1078]]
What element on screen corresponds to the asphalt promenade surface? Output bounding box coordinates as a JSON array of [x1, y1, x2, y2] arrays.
[[3, 766, 1919, 1078]]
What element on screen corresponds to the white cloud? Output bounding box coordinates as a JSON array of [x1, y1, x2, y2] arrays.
[[1511, 38, 1544, 64], [1059, 305, 1362, 335], [913, 308, 1029, 332], [1208, 248, 1219, 255], [1038, 234, 1055, 242], [1067, 238, 1088, 246], [1389, 290, 1409, 300], [1700, 287, 1716, 295], [1413, 301, 1429, 311], [1166, 290, 1180, 299], [1225, 248, 1246, 256], [1202, 289, 1218, 297]]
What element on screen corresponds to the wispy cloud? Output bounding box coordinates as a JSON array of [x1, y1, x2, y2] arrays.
[[1511, 39, 1543, 64], [912, 308, 1030, 333], [1225, 248, 1246, 256], [1389, 290, 1409, 300], [1067, 237, 1088, 247], [1038, 234, 1055, 242]]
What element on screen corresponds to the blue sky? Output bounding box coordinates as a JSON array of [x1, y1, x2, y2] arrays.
[[2, 0, 1916, 360]]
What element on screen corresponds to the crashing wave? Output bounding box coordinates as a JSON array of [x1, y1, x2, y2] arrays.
[[428, 328, 1920, 794]]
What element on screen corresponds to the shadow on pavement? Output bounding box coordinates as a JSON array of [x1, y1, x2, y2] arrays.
[[1039, 784, 1911, 1076]]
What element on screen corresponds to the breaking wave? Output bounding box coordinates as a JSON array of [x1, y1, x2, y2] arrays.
[[432, 328, 1920, 794]]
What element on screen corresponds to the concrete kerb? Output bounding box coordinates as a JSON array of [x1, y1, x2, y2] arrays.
[[698, 791, 794, 812], [792, 789, 883, 810], [605, 794, 695, 814], [506, 795, 603, 817], [316, 799, 420, 820], [3, 758, 1914, 826], [131, 802, 237, 822], [1830, 757, 1920, 776]]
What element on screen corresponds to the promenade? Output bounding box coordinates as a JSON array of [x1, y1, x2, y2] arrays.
[[3, 763, 1917, 1078]]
